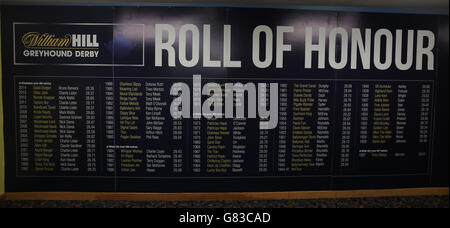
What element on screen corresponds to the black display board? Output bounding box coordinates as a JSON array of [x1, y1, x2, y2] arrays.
[[1, 5, 448, 192]]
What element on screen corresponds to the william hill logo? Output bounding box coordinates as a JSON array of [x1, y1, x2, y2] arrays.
[[21, 32, 100, 58]]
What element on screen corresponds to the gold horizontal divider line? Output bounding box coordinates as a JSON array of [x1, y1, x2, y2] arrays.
[[4, 187, 448, 201], [25, 47, 99, 50]]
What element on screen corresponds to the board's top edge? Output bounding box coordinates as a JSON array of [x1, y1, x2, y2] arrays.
[[0, 2, 448, 15]]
